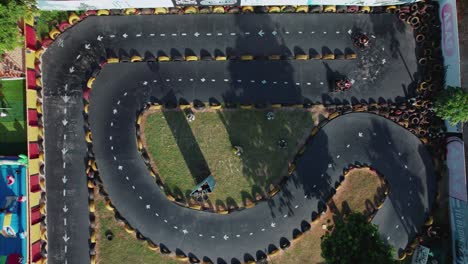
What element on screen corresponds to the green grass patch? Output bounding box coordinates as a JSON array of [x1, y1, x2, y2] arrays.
[[95, 196, 179, 264], [142, 109, 316, 207], [0, 79, 26, 155]]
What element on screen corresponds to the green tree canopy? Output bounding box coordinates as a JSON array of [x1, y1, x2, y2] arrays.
[[321, 212, 394, 264], [0, 0, 35, 57], [434, 86, 468, 125]]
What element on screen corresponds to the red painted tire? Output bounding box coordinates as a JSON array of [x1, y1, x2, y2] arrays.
[[41, 37, 53, 48], [58, 21, 71, 32], [86, 10, 97, 16], [347, 6, 358, 13]]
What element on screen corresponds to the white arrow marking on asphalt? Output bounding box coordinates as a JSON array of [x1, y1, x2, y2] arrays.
[[118, 165, 123, 170], [142, 81, 148, 85], [146, 204, 150, 209], [97, 35, 103, 41], [63, 233, 70, 242], [358, 132, 364, 137], [347, 29, 352, 35], [62, 95, 70, 103], [113, 109, 118, 115], [63, 205, 68, 213], [182, 229, 188, 234], [136, 33, 142, 37], [258, 30, 265, 37], [382, 59, 386, 64], [272, 31, 277, 36], [63, 189, 66, 196], [62, 148, 68, 155], [194, 32, 200, 37], [62, 119, 68, 126], [328, 163, 332, 168], [223, 234, 229, 240], [122, 33, 128, 38], [271, 222, 276, 228], [62, 175, 67, 183], [84, 43, 91, 49], [261, 80, 267, 84], [69, 67, 74, 73]]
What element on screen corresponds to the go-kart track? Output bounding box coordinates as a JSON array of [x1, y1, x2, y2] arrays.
[[40, 12, 436, 264]]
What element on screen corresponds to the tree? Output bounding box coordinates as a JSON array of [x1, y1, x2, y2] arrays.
[[434, 86, 468, 125], [321, 212, 394, 264], [0, 0, 35, 57]]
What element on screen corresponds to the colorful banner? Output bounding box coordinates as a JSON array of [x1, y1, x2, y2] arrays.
[[38, 0, 174, 10], [449, 198, 468, 264], [241, 0, 419, 6], [438, 0, 462, 133], [172, 0, 240, 5], [447, 137, 467, 201]]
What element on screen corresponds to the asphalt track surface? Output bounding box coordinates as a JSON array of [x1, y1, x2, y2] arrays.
[[40, 13, 431, 263]]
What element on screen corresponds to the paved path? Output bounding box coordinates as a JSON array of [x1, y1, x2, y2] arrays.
[[40, 13, 429, 263]]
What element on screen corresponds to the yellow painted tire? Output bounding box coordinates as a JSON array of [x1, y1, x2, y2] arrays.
[[87, 179, 94, 189], [186, 55, 199, 61], [184, 6, 198, 14], [97, 10, 110, 16], [39, 151, 44, 162], [36, 101, 43, 114], [49, 28, 60, 40], [268, 6, 281, 13], [386, 5, 397, 13], [328, 112, 340, 120], [268, 55, 281, 60], [323, 54, 335, 60], [35, 49, 44, 59], [124, 8, 137, 15], [84, 104, 89, 114], [288, 164, 296, 175], [359, 6, 371, 13], [158, 56, 170, 62], [323, 5, 336, 13], [40, 203, 46, 214], [90, 255, 96, 264], [68, 12, 80, 25], [295, 54, 309, 60], [215, 56, 227, 61], [124, 224, 135, 234], [311, 53, 322, 60], [87, 77, 95, 89], [41, 229, 47, 241], [398, 252, 407, 261], [242, 6, 254, 13], [36, 77, 42, 87], [130, 55, 142, 62], [147, 241, 159, 251], [89, 200, 96, 213], [86, 131, 92, 143], [240, 104, 253, 109], [268, 248, 280, 257], [296, 6, 308, 13], [425, 216, 433, 226], [269, 187, 279, 197], [154, 7, 168, 14], [345, 53, 357, 60], [107, 57, 119, 63], [39, 177, 46, 191], [137, 138, 143, 150], [90, 230, 96, 243], [241, 55, 253, 61], [213, 6, 225, 14], [310, 127, 319, 136]]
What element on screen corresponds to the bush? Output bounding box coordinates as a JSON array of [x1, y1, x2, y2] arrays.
[[434, 86, 468, 125], [321, 212, 394, 264], [0, 0, 33, 56]]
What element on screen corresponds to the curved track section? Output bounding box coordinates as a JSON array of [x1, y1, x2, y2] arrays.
[[41, 13, 424, 263], [89, 70, 436, 261]]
